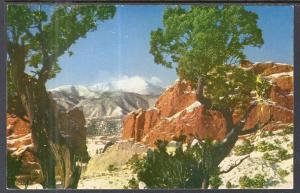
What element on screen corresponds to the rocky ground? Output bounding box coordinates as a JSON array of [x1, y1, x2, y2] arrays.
[[78, 139, 148, 189], [78, 124, 293, 189], [14, 124, 293, 189], [219, 126, 293, 189]]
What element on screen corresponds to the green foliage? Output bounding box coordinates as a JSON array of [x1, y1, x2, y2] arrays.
[[209, 175, 222, 189], [276, 149, 291, 160], [7, 4, 116, 81], [262, 148, 291, 163], [129, 138, 219, 188], [124, 177, 139, 189], [233, 139, 254, 156], [150, 5, 267, 112], [274, 139, 282, 144], [7, 153, 22, 188], [239, 174, 266, 188], [277, 169, 289, 178], [255, 141, 278, 152], [107, 164, 118, 172], [262, 152, 278, 163], [259, 130, 274, 138], [226, 181, 233, 189], [279, 124, 294, 136], [127, 154, 142, 172]]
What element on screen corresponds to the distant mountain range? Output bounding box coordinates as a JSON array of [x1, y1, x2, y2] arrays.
[[49, 78, 164, 121]]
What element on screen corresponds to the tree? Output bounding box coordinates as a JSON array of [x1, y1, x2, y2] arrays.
[[149, 5, 271, 188], [7, 4, 116, 188], [7, 153, 21, 189]]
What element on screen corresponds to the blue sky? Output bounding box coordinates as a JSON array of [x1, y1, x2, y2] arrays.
[[47, 5, 293, 89]]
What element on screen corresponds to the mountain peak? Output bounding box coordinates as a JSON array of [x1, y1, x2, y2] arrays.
[[88, 76, 164, 96]]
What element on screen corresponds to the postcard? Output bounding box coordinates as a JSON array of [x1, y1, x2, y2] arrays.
[[5, 3, 294, 190]]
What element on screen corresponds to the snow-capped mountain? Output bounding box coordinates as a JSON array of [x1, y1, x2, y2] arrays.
[[88, 76, 164, 95], [49, 81, 163, 120]]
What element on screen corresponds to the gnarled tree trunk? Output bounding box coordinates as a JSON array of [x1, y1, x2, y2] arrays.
[[8, 43, 82, 189], [195, 76, 269, 189]]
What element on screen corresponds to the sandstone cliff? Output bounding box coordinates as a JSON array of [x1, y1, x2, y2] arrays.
[[6, 103, 89, 185], [122, 61, 294, 146]]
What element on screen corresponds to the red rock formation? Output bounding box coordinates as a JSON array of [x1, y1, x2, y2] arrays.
[[122, 62, 294, 146], [155, 80, 197, 117], [6, 106, 89, 184], [7, 114, 42, 183]]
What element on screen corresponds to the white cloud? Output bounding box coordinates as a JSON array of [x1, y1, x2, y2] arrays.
[[89, 75, 164, 95], [149, 76, 163, 85]]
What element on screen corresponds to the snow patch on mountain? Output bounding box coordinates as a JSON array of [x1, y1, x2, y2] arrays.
[[88, 76, 164, 95]]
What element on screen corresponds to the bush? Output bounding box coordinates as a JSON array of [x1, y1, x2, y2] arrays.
[[209, 175, 222, 189], [260, 130, 274, 138], [127, 177, 139, 189], [128, 138, 219, 188], [226, 181, 233, 189], [239, 174, 266, 188], [255, 141, 278, 152], [7, 153, 21, 188], [279, 124, 294, 135], [233, 139, 254, 156], [262, 152, 277, 163], [276, 149, 291, 160], [274, 139, 282, 144], [277, 169, 289, 178], [127, 154, 141, 171], [107, 164, 118, 172], [262, 148, 291, 163]]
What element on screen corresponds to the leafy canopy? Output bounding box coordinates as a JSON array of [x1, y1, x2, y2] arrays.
[[150, 5, 267, 111], [7, 4, 116, 81]]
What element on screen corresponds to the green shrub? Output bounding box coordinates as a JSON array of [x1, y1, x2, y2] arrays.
[[226, 181, 233, 189], [262, 152, 278, 163], [277, 169, 289, 178], [209, 175, 222, 189], [239, 174, 266, 188], [276, 149, 291, 160], [7, 153, 21, 188], [129, 138, 219, 188], [279, 124, 294, 135], [107, 164, 118, 172], [127, 177, 139, 189], [234, 139, 254, 155], [274, 139, 282, 144], [255, 141, 278, 152], [127, 154, 142, 172], [260, 130, 274, 138], [262, 148, 291, 163]]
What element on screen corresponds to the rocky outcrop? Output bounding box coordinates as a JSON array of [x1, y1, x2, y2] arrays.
[[122, 62, 294, 146], [7, 105, 89, 184], [7, 114, 41, 184]]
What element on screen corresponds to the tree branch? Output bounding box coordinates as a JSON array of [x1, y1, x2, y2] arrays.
[[36, 15, 51, 84], [196, 76, 233, 129], [196, 76, 212, 107], [219, 155, 250, 175]]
